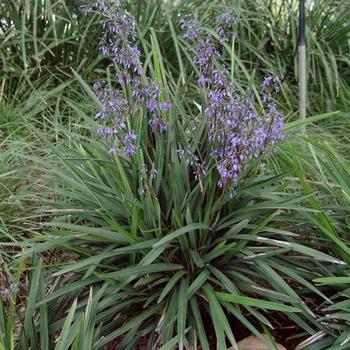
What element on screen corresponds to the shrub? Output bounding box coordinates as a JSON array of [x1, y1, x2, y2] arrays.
[[20, 1, 344, 349]]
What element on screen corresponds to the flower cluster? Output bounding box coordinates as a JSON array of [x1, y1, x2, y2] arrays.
[[206, 69, 284, 188], [180, 15, 220, 87], [138, 163, 158, 195], [176, 149, 200, 166], [84, 0, 170, 156], [181, 8, 284, 191], [149, 116, 169, 133], [82, 0, 141, 74], [176, 149, 207, 181], [84, 1, 284, 194], [180, 15, 201, 41], [140, 163, 158, 181], [215, 8, 237, 44], [0, 283, 19, 302], [261, 75, 281, 103]]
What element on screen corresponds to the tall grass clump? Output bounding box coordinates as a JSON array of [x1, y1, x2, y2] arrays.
[[6, 2, 345, 349], [0, 0, 104, 102], [265, 127, 350, 348], [0, 0, 349, 349], [294, 143, 350, 349]]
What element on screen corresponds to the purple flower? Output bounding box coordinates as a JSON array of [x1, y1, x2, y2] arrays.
[[140, 164, 158, 181], [159, 102, 172, 112], [120, 131, 137, 156], [114, 44, 143, 74], [198, 75, 211, 87], [181, 14, 284, 190], [216, 8, 236, 26], [97, 127, 117, 137], [215, 7, 237, 43], [261, 75, 281, 103], [150, 168, 158, 179], [93, 83, 130, 123], [106, 130, 138, 157], [193, 36, 220, 77], [177, 149, 199, 166], [109, 146, 119, 154], [117, 71, 132, 85], [194, 162, 207, 180], [180, 16, 201, 41], [121, 131, 137, 144], [205, 71, 284, 187], [1, 283, 19, 302], [149, 117, 168, 133], [142, 81, 161, 112], [146, 100, 158, 113], [86, 1, 172, 161], [85, 1, 142, 76], [124, 143, 137, 156]]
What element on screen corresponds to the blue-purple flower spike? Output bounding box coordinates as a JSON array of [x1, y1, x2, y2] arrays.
[[149, 117, 169, 133], [181, 10, 284, 192], [215, 7, 237, 44], [84, 0, 171, 157]]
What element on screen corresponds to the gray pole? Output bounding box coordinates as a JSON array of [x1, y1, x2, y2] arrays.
[[298, 0, 307, 121]]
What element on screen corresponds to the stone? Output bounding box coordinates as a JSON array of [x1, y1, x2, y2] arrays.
[[230, 335, 287, 350]]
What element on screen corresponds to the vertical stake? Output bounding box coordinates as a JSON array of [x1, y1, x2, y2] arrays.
[[298, 0, 307, 124]]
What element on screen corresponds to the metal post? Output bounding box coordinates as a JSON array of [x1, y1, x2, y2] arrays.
[[298, 0, 307, 121]]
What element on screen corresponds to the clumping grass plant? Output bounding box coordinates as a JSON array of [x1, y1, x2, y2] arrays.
[[10, 1, 345, 349], [1, 1, 349, 349]]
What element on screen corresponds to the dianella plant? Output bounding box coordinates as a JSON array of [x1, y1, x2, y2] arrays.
[[7, 1, 346, 349]]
